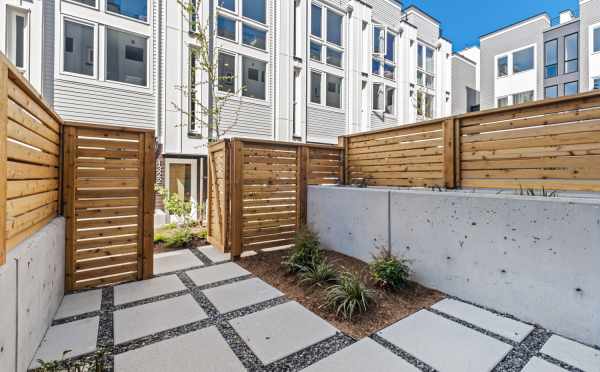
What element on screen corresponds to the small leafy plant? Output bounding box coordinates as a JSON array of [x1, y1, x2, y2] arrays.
[[155, 186, 196, 227], [298, 260, 338, 288], [516, 185, 558, 198], [282, 227, 323, 273], [369, 246, 411, 291], [324, 272, 375, 320], [36, 349, 107, 372], [165, 228, 194, 248], [153, 232, 168, 244]]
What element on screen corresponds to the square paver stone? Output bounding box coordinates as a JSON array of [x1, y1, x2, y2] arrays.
[[114, 326, 245, 372], [541, 335, 600, 372], [113, 294, 207, 344], [197, 246, 230, 263], [431, 298, 534, 342], [521, 357, 568, 372], [54, 289, 102, 319], [202, 277, 282, 313], [187, 262, 250, 287], [302, 338, 419, 372], [114, 275, 186, 305], [230, 301, 338, 364], [154, 250, 203, 274], [30, 317, 99, 369], [377, 310, 512, 372]]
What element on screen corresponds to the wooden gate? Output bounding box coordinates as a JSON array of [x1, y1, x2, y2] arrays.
[[63, 123, 155, 290], [207, 140, 230, 252]]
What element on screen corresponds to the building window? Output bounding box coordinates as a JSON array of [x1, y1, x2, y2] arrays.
[[218, 0, 235, 12], [326, 74, 342, 108], [372, 59, 381, 75], [497, 55, 508, 77], [385, 33, 395, 61], [593, 27, 600, 53], [425, 93, 434, 119], [242, 24, 266, 50], [497, 96, 509, 108], [372, 83, 383, 111], [311, 4, 322, 37], [415, 91, 434, 119], [594, 78, 600, 90], [189, 48, 199, 132], [326, 47, 342, 67], [218, 52, 235, 93], [310, 71, 321, 104], [385, 87, 395, 115], [564, 81, 578, 96], [417, 44, 435, 89], [513, 47, 534, 73], [63, 20, 95, 77], [545, 85, 558, 99], [217, 16, 236, 41], [564, 33, 578, 74], [6, 8, 28, 70], [169, 163, 192, 201], [243, 0, 266, 24], [326, 9, 342, 46], [544, 39, 557, 78], [384, 64, 395, 80], [106, 28, 147, 86], [72, 0, 96, 7], [512, 91, 534, 105], [310, 42, 322, 61], [310, 3, 344, 68], [373, 26, 384, 54], [106, 0, 148, 21], [242, 56, 266, 100]]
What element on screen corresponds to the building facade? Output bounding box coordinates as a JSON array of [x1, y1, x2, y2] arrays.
[[451, 48, 479, 115]]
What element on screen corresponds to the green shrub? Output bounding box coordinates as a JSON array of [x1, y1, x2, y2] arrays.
[[163, 223, 177, 230], [165, 228, 194, 248], [369, 246, 411, 291], [298, 260, 338, 288], [153, 233, 168, 244], [282, 227, 323, 273], [194, 229, 208, 239], [324, 272, 374, 320], [36, 349, 107, 372]]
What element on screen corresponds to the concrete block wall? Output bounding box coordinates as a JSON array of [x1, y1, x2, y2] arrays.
[[308, 186, 600, 347], [0, 217, 66, 372]]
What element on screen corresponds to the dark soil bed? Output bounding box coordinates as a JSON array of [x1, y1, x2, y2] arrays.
[[237, 249, 446, 339], [154, 237, 208, 253]]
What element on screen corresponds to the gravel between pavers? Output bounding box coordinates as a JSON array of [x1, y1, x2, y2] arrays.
[[370, 333, 436, 372]]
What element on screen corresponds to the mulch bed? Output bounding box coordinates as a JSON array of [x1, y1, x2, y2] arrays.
[[154, 236, 208, 253], [237, 249, 446, 339]]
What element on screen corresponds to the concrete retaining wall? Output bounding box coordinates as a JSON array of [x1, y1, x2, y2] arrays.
[[308, 186, 600, 347], [0, 217, 66, 372]]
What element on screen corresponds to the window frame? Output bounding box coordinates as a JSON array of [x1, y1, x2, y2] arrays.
[[104, 26, 149, 88], [216, 0, 270, 53], [309, 2, 344, 69], [544, 39, 558, 79], [105, 0, 150, 23], [512, 90, 534, 105], [497, 55, 508, 78], [241, 0, 266, 25], [5, 6, 29, 73], [61, 17, 98, 80], [384, 86, 395, 116], [512, 46, 534, 74], [309, 69, 343, 110], [544, 85, 558, 99], [241, 55, 267, 100], [372, 26, 396, 80], [217, 51, 237, 94], [593, 26, 600, 54], [416, 43, 435, 90], [564, 32, 578, 74], [497, 96, 509, 108], [594, 77, 600, 90], [564, 81, 579, 96], [164, 157, 198, 219]]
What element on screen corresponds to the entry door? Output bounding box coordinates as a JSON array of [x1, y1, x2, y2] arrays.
[[165, 158, 198, 220]]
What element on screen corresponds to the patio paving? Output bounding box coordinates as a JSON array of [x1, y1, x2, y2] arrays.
[[30, 247, 600, 371]]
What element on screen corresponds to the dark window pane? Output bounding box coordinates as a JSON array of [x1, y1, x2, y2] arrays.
[[327, 10, 342, 46], [545, 40, 557, 65], [64, 21, 94, 76], [372, 59, 381, 75], [218, 0, 234, 11], [311, 4, 321, 37], [594, 78, 600, 90], [372, 83, 382, 110], [311, 72, 321, 103], [218, 53, 235, 93], [545, 65, 557, 79], [385, 87, 394, 114], [189, 49, 197, 131], [106, 29, 147, 85], [385, 32, 394, 61], [326, 47, 342, 67], [497, 56, 508, 77], [106, 0, 148, 21], [242, 24, 266, 50], [326, 74, 341, 108], [545, 85, 558, 99], [565, 59, 578, 74], [15, 16, 24, 68], [417, 44, 423, 68], [243, 0, 266, 24], [242, 57, 266, 100], [310, 42, 321, 61], [374, 27, 383, 54], [595, 27, 600, 53], [384, 63, 394, 80], [565, 33, 578, 61], [513, 47, 534, 73], [513, 91, 534, 105], [217, 16, 236, 41], [564, 81, 578, 96], [72, 0, 96, 6], [497, 97, 509, 108]]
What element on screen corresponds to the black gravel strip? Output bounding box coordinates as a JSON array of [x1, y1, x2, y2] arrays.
[[216, 321, 264, 371], [112, 289, 190, 311], [189, 247, 218, 266], [427, 308, 517, 346], [97, 287, 115, 371], [492, 327, 553, 372], [196, 274, 255, 291], [264, 333, 355, 372], [52, 310, 101, 326], [153, 264, 205, 277], [537, 353, 585, 372], [370, 334, 435, 372], [220, 296, 290, 323]]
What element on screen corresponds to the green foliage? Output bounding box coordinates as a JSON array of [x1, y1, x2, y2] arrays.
[[195, 229, 208, 239], [324, 272, 375, 320], [36, 349, 107, 372], [155, 186, 197, 227], [369, 246, 411, 291], [516, 186, 558, 198], [165, 228, 194, 248], [298, 260, 338, 288], [153, 233, 168, 244], [282, 227, 323, 273], [163, 223, 177, 230]]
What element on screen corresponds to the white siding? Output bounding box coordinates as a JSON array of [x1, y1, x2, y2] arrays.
[[370, 112, 397, 130], [366, 0, 403, 27], [221, 99, 273, 139], [42, 0, 56, 104], [307, 106, 345, 143]]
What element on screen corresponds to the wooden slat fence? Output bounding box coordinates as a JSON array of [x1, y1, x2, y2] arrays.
[[207, 140, 229, 252], [0, 53, 63, 265]]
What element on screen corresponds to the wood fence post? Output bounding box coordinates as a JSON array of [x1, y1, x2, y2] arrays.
[[338, 136, 349, 185], [230, 139, 243, 260], [0, 62, 7, 265], [63, 126, 76, 291], [142, 132, 155, 279], [454, 118, 462, 188], [297, 146, 308, 228], [443, 118, 457, 189]]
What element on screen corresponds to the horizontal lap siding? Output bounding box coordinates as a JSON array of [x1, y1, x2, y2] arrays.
[[371, 112, 398, 131], [366, 0, 403, 26], [307, 106, 345, 144], [221, 99, 273, 139]]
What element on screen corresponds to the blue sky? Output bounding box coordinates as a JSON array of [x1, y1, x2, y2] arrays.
[[403, 0, 580, 51]]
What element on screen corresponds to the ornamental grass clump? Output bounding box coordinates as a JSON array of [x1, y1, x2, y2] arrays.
[[282, 227, 324, 273], [325, 271, 375, 320], [298, 260, 338, 288], [369, 246, 411, 291]]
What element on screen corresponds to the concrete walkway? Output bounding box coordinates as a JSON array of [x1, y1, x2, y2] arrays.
[[30, 246, 599, 372]]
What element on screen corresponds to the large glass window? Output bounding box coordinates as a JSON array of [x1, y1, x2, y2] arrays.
[[218, 0, 235, 11], [311, 4, 322, 37], [497, 96, 509, 108], [106, 0, 148, 22], [6, 9, 27, 69], [417, 44, 434, 89], [242, 56, 266, 100], [425, 93, 434, 118], [594, 78, 600, 90], [106, 29, 147, 86], [243, 0, 266, 24], [218, 53, 235, 93], [326, 74, 342, 108], [425, 47, 434, 73], [513, 47, 534, 73], [372, 59, 381, 75], [384, 64, 394, 80], [497, 55, 508, 77], [169, 163, 192, 202], [564, 33, 578, 74], [242, 24, 266, 50], [564, 81, 578, 96], [385, 87, 395, 115], [326, 10, 342, 46], [512, 90, 534, 105], [310, 71, 321, 104], [217, 16, 236, 41], [385, 33, 395, 61], [545, 85, 558, 99], [326, 47, 342, 67], [594, 27, 600, 53], [310, 42, 322, 61], [63, 20, 94, 76], [544, 40, 557, 78], [372, 83, 383, 111], [373, 26, 383, 54]]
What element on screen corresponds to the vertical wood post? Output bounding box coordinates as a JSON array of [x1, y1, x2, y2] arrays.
[[230, 139, 243, 260], [454, 118, 462, 188], [223, 140, 230, 252], [442, 118, 457, 189], [142, 132, 155, 279], [0, 63, 8, 265], [297, 146, 308, 228], [63, 126, 76, 291], [136, 134, 145, 280], [338, 136, 349, 185]]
